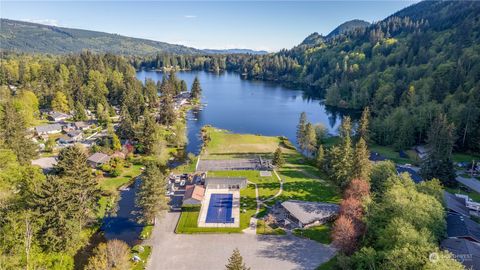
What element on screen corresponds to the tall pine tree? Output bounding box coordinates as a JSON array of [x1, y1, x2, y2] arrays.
[[191, 76, 202, 99], [136, 162, 168, 224], [225, 248, 250, 270]]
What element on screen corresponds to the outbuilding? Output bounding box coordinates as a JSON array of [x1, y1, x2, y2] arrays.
[[281, 200, 339, 228], [183, 185, 205, 205]]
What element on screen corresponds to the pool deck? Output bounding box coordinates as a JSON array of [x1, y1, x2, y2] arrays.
[[198, 188, 240, 228]]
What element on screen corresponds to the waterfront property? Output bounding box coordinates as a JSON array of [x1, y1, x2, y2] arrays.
[[183, 185, 205, 205]]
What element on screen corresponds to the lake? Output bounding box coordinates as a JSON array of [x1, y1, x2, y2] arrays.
[[102, 70, 347, 244], [137, 70, 345, 154]]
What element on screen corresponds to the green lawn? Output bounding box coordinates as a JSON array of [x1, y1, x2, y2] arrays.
[[256, 219, 286, 235], [203, 127, 281, 158], [369, 144, 418, 165], [445, 184, 480, 203], [176, 184, 258, 234], [208, 170, 280, 201], [293, 223, 332, 244], [139, 225, 154, 240], [99, 164, 143, 194], [131, 245, 152, 270], [453, 152, 480, 163]]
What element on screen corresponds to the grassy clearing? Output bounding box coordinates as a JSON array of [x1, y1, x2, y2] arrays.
[[131, 245, 152, 270], [139, 225, 154, 240], [256, 219, 286, 235], [369, 144, 418, 165], [176, 184, 258, 234], [445, 184, 480, 203], [203, 127, 281, 158], [99, 164, 143, 194], [453, 152, 480, 163], [293, 223, 332, 244], [208, 170, 280, 201]]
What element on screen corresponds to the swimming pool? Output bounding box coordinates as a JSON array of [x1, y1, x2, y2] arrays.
[[206, 193, 234, 223]]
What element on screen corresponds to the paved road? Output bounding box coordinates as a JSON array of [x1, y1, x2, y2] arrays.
[[145, 212, 336, 270], [457, 175, 480, 193]]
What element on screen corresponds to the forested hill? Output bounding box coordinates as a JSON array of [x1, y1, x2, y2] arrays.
[[326, 19, 370, 38], [0, 19, 201, 55], [222, 0, 480, 153]]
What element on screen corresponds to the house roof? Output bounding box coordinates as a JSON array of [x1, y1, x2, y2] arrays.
[[205, 177, 247, 186], [35, 123, 63, 133], [74, 121, 91, 128], [281, 200, 340, 225], [444, 191, 470, 217], [50, 111, 69, 119], [396, 166, 423, 183], [87, 152, 110, 164], [441, 238, 480, 269], [446, 213, 480, 243], [183, 185, 205, 202], [31, 157, 57, 169], [369, 152, 387, 162], [67, 130, 83, 137]]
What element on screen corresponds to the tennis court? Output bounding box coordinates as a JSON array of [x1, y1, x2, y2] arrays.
[[206, 194, 234, 223], [196, 158, 273, 171]]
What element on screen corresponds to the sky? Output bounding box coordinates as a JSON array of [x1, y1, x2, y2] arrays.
[[1, 1, 418, 52]]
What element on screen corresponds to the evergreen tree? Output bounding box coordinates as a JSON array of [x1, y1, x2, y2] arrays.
[[329, 116, 354, 187], [420, 114, 457, 187], [353, 138, 371, 181], [296, 112, 307, 152], [358, 107, 370, 142], [140, 112, 158, 154], [31, 175, 84, 252], [225, 248, 250, 270], [158, 92, 176, 126], [191, 76, 202, 99], [112, 133, 122, 151], [136, 162, 168, 224], [0, 101, 36, 164], [55, 146, 100, 225], [305, 123, 317, 155], [272, 147, 285, 168], [118, 106, 136, 140], [73, 102, 87, 121], [180, 80, 188, 93], [316, 144, 325, 171]]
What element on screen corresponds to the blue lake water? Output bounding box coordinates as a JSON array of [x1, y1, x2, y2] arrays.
[[103, 71, 347, 244], [137, 70, 345, 154]]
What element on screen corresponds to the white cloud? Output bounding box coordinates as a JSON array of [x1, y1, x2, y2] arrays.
[[23, 18, 59, 26], [184, 15, 197, 19]]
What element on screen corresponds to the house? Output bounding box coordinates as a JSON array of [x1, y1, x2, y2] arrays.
[[74, 121, 93, 131], [58, 130, 83, 144], [441, 238, 480, 270], [369, 152, 387, 163], [183, 185, 205, 205], [35, 124, 63, 135], [444, 191, 471, 217], [31, 157, 58, 172], [415, 145, 429, 159], [204, 177, 247, 190], [48, 112, 70, 122], [281, 200, 340, 228], [446, 213, 480, 243], [396, 165, 423, 183], [87, 152, 110, 168]]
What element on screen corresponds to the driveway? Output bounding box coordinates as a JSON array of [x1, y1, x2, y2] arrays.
[[457, 175, 480, 193], [145, 212, 336, 270]]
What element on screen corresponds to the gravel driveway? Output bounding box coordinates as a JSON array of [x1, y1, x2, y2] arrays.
[[145, 212, 336, 270]]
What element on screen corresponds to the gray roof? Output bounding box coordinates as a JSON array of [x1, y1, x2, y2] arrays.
[[447, 214, 480, 243], [281, 200, 340, 225], [441, 238, 480, 269], [31, 157, 58, 169], [50, 111, 69, 119], [205, 177, 247, 186], [444, 191, 470, 217], [35, 123, 63, 133], [74, 121, 92, 129], [67, 130, 83, 137], [87, 152, 110, 164]]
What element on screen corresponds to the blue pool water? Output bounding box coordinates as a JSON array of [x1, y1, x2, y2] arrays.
[[206, 194, 234, 223]]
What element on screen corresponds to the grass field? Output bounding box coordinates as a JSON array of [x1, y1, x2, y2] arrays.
[[131, 245, 152, 270], [293, 223, 332, 244], [452, 152, 480, 163], [203, 127, 282, 158], [176, 184, 258, 234], [99, 164, 143, 194], [369, 144, 418, 165], [316, 256, 337, 270]]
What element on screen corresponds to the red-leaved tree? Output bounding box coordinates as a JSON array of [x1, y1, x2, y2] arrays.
[[344, 178, 370, 200], [332, 215, 357, 255]]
